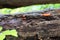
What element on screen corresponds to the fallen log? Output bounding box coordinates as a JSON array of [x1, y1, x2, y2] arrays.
[[0, 9, 60, 40]]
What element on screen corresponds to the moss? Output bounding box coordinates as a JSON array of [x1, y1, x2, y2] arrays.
[[0, 4, 60, 14]]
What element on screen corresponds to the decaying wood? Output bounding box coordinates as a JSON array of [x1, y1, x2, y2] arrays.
[[1, 9, 60, 40]]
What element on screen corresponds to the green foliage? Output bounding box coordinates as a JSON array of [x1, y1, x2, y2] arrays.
[[0, 8, 12, 15], [0, 4, 60, 14], [0, 26, 18, 40], [0, 26, 3, 31]]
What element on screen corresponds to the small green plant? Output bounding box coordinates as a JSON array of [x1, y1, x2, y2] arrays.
[[0, 26, 18, 40]]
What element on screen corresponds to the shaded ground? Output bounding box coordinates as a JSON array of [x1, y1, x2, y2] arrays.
[[0, 0, 60, 8]]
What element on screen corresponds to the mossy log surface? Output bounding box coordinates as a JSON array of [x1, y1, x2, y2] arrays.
[[1, 9, 60, 40]]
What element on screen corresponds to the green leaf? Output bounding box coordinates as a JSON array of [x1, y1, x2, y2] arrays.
[[0, 33, 5, 40], [0, 26, 18, 40], [2, 30, 18, 37], [0, 26, 3, 31]]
